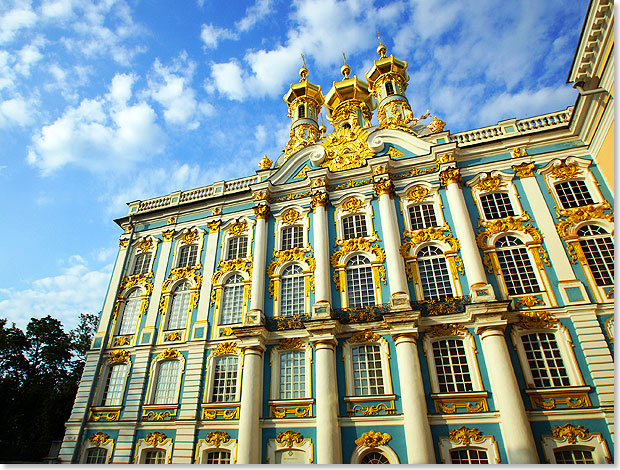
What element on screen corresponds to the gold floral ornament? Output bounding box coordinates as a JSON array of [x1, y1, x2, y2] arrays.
[[267, 246, 316, 297], [119, 239, 130, 250], [108, 349, 130, 364], [282, 209, 301, 225], [228, 221, 248, 236], [406, 185, 430, 203], [259, 155, 272, 170], [180, 230, 200, 245], [214, 342, 238, 356], [552, 424, 590, 444], [437, 153, 455, 164], [254, 205, 270, 220], [373, 179, 394, 198], [372, 165, 387, 175], [342, 197, 365, 213], [512, 162, 535, 178], [137, 238, 153, 253], [157, 348, 181, 360], [88, 432, 111, 447], [555, 201, 613, 241], [277, 338, 305, 350], [477, 175, 504, 192], [168, 216, 176, 225], [400, 226, 460, 256], [162, 230, 175, 242], [310, 192, 328, 211], [164, 332, 181, 342], [320, 126, 375, 172], [427, 324, 467, 337], [119, 273, 154, 296], [516, 296, 543, 308], [145, 431, 168, 447], [254, 190, 270, 202], [331, 234, 387, 287], [276, 430, 304, 448], [207, 220, 221, 233], [114, 336, 130, 346], [312, 178, 325, 188], [348, 330, 380, 343], [512, 147, 526, 158], [206, 431, 230, 448], [212, 207, 221, 216], [449, 426, 482, 446], [355, 431, 391, 448], [518, 311, 558, 329], [427, 116, 446, 133], [439, 167, 461, 187], [550, 161, 582, 180]]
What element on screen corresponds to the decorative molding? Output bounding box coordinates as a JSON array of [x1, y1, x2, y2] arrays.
[[212, 257, 252, 284], [119, 273, 154, 296], [164, 332, 181, 342], [144, 431, 168, 447], [205, 431, 231, 448], [401, 225, 460, 257], [180, 230, 199, 245], [162, 230, 175, 242], [347, 330, 381, 343], [277, 338, 305, 350], [107, 349, 130, 364], [512, 147, 526, 158], [342, 197, 365, 213], [214, 342, 238, 356], [512, 162, 535, 178], [439, 167, 461, 187], [518, 311, 558, 329], [162, 266, 203, 292], [477, 175, 504, 192], [550, 161, 582, 180], [373, 178, 394, 198], [406, 185, 430, 202], [310, 192, 328, 211], [228, 221, 248, 236], [113, 336, 130, 346], [207, 220, 221, 232], [88, 432, 111, 447], [320, 126, 375, 172], [449, 426, 482, 445], [551, 424, 590, 444], [276, 430, 304, 448], [516, 295, 543, 308], [136, 238, 154, 252], [282, 209, 301, 225], [254, 205, 270, 220], [428, 116, 446, 133], [119, 239, 130, 250], [254, 190, 270, 202], [354, 430, 391, 448], [427, 324, 467, 337], [555, 201, 614, 241], [331, 233, 387, 286], [157, 348, 181, 360], [267, 245, 316, 297]]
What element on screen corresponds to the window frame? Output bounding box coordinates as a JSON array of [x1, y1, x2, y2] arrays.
[[269, 340, 312, 402], [157, 277, 200, 344], [128, 236, 158, 276], [415, 245, 456, 300], [212, 272, 250, 336], [494, 235, 543, 296], [195, 437, 237, 464], [466, 170, 523, 222], [350, 442, 400, 464], [144, 350, 185, 406], [540, 157, 604, 210], [345, 254, 377, 309], [79, 433, 114, 464], [219, 218, 255, 264], [278, 264, 306, 317], [204, 346, 242, 404], [93, 354, 132, 410], [438, 433, 500, 464], [343, 333, 393, 398], [397, 182, 446, 232], [334, 194, 374, 242], [134, 436, 173, 464], [541, 432, 611, 464]]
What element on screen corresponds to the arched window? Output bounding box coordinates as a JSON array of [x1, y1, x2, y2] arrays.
[[495, 236, 540, 295], [221, 274, 244, 324], [280, 265, 304, 317], [450, 447, 489, 464], [167, 281, 191, 330], [361, 450, 390, 464], [279, 349, 306, 399], [577, 225, 614, 287], [144, 449, 166, 464], [101, 363, 128, 406], [226, 236, 248, 260], [480, 192, 515, 219], [431, 338, 473, 393], [118, 289, 141, 335], [85, 447, 108, 464], [212, 356, 239, 402], [417, 246, 453, 299], [204, 449, 231, 464], [521, 332, 570, 388], [281, 225, 304, 250], [385, 81, 395, 96], [132, 252, 152, 275], [342, 214, 368, 239], [297, 104, 305, 118], [178, 244, 198, 267], [346, 255, 375, 308], [555, 180, 594, 209], [351, 343, 385, 396], [153, 359, 180, 404]]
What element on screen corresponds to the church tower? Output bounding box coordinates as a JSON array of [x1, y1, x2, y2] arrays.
[[324, 53, 377, 130]]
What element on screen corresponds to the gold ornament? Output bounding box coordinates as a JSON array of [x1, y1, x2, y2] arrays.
[[373, 179, 394, 198], [437, 153, 455, 164], [439, 167, 461, 187], [254, 205, 270, 220], [259, 155, 273, 170], [119, 239, 129, 250], [476, 214, 544, 248], [516, 296, 543, 308], [310, 192, 328, 211], [401, 225, 460, 257], [145, 431, 168, 447], [161, 266, 202, 292], [180, 230, 199, 245], [512, 162, 535, 178], [137, 238, 153, 253], [212, 258, 252, 284], [354, 431, 391, 448], [518, 311, 558, 329], [88, 432, 111, 447], [550, 161, 582, 180], [321, 126, 375, 172], [427, 324, 467, 337], [282, 124, 319, 159], [428, 116, 446, 133], [512, 147, 526, 158], [119, 273, 154, 296], [267, 246, 316, 296], [555, 201, 613, 240], [387, 147, 405, 159], [123, 225, 132, 234], [372, 165, 387, 175], [113, 336, 130, 346], [206, 431, 230, 448], [552, 424, 589, 444], [331, 234, 387, 286], [342, 197, 365, 213], [214, 342, 238, 356], [477, 175, 504, 192], [449, 426, 482, 445], [108, 350, 130, 365], [312, 178, 325, 188], [164, 332, 181, 342], [228, 221, 248, 236], [157, 348, 181, 360], [348, 330, 381, 343], [406, 186, 430, 203], [212, 207, 222, 216], [276, 430, 304, 448], [221, 327, 234, 336], [162, 230, 175, 242], [207, 220, 221, 233], [294, 165, 311, 179], [282, 209, 301, 225], [254, 190, 270, 202], [167, 216, 176, 225], [277, 338, 305, 350]]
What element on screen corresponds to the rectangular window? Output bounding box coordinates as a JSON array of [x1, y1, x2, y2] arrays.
[[212, 356, 238, 402], [178, 244, 198, 267], [554, 449, 594, 464], [342, 214, 368, 240], [85, 447, 108, 464], [555, 180, 594, 209], [480, 192, 515, 219], [432, 339, 473, 393], [408, 204, 437, 230], [281, 225, 304, 250], [102, 364, 127, 406], [351, 344, 385, 396], [144, 449, 166, 464], [450, 448, 489, 464], [205, 450, 231, 464], [226, 236, 248, 260], [153, 360, 180, 404], [521, 332, 570, 388], [133, 252, 152, 275], [279, 350, 306, 399]]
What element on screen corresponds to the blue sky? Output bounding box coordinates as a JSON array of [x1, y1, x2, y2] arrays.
[[0, 0, 588, 330]]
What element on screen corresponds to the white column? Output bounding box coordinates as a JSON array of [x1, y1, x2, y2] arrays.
[[478, 326, 539, 463], [312, 196, 331, 305], [375, 180, 410, 302], [236, 344, 265, 464], [248, 206, 268, 323], [392, 333, 435, 463], [441, 168, 494, 300], [312, 337, 342, 464], [144, 232, 174, 327]]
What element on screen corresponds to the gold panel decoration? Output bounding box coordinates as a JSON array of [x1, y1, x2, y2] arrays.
[[439, 167, 461, 187], [428, 116, 446, 133], [551, 424, 590, 444], [137, 238, 154, 253], [180, 230, 200, 245], [436, 400, 488, 414], [449, 426, 482, 445], [518, 311, 558, 329], [373, 178, 394, 198], [142, 409, 177, 421], [89, 409, 120, 422], [207, 220, 221, 233], [254, 205, 270, 220], [276, 430, 304, 448], [282, 209, 301, 225], [427, 324, 467, 337], [273, 190, 311, 203], [162, 230, 175, 242], [437, 153, 455, 164], [512, 162, 535, 178], [293, 165, 312, 179], [202, 406, 240, 420], [349, 402, 396, 416], [320, 126, 375, 172], [312, 178, 325, 188], [221, 327, 234, 336], [113, 336, 130, 346], [211, 257, 252, 284], [123, 225, 132, 233], [108, 349, 130, 364], [555, 201, 613, 241], [516, 296, 543, 308], [550, 161, 582, 180], [119, 273, 154, 296], [406, 185, 430, 203], [229, 221, 248, 236], [259, 155, 272, 170], [529, 391, 591, 410], [342, 197, 365, 213], [372, 165, 386, 175], [401, 225, 460, 258], [282, 124, 319, 160], [164, 332, 181, 342], [206, 431, 231, 448], [348, 330, 380, 343], [512, 147, 526, 158], [145, 431, 168, 447], [214, 342, 238, 356], [310, 192, 329, 211], [88, 432, 111, 447], [119, 239, 130, 250], [277, 338, 305, 350], [157, 348, 181, 360], [271, 404, 312, 418], [477, 175, 504, 192], [354, 430, 391, 448]]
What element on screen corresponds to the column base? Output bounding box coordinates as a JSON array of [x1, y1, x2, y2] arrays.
[[312, 301, 332, 319], [389, 292, 411, 311], [470, 283, 496, 302], [244, 309, 264, 326]]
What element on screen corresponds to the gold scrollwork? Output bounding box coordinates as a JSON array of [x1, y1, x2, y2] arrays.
[[449, 426, 482, 445], [168, 216, 176, 225], [282, 209, 301, 225], [439, 167, 461, 187], [214, 342, 238, 356], [406, 185, 430, 202], [512, 162, 535, 178], [271, 405, 311, 418], [516, 296, 543, 308], [267, 246, 316, 297], [108, 349, 130, 364], [119, 239, 129, 250], [342, 197, 365, 213], [254, 205, 270, 220], [113, 336, 130, 346], [477, 175, 504, 192], [310, 192, 328, 211], [427, 324, 467, 337], [206, 431, 230, 448], [259, 155, 272, 170], [221, 327, 234, 336], [88, 432, 111, 447], [161, 265, 203, 293], [119, 273, 154, 296], [512, 147, 526, 158], [145, 431, 168, 447], [350, 402, 395, 416], [277, 338, 305, 350], [321, 126, 375, 172], [202, 407, 239, 420], [229, 221, 248, 236], [555, 201, 614, 241], [436, 400, 487, 414], [157, 348, 181, 360], [162, 230, 175, 242], [401, 225, 460, 259], [355, 430, 391, 448], [207, 220, 221, 233], [164, 332, 181, 342], [550, 161, 582, 180], [331, 233, 387, 286], [180, 230, 200, 245], [89, 410, 120, 422], [347, 330, 381, 343], [531, 395, 590, 410], [142, 409, 177, 421], [212, 258, 252, 284], [551, 424, 590, 444], [518, 311, 558, 329], [276, 430, 304, 448], [137, 238, 153, 252], [373, 178, 394, 198]]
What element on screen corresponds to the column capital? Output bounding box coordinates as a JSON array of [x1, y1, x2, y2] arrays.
[[161, 229, 175, 242], [253, 204, 270, 220], [512, 162, 536, 178], [439, 166, 461, 187], [391, 331, 419, 344], [310, 191, 329, 211], [373, 177, 394, 198]]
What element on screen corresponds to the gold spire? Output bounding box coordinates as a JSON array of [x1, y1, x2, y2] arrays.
[[341, 52, 351, 79], [377, 32, 387, 58], [299, 53, 308, 81]]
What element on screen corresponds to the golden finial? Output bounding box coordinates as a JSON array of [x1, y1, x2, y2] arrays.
[[319, 113, 326, 138], [299, 53, 308, 81], [341, 52, 351, 79], [259, 154, 272, 170], [377, 32, 387, 58]]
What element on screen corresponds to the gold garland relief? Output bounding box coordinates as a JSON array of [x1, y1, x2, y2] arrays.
[[477, 175, 504, 192], [427, 324, 467, 337], [406, 185, 430, 203], [206, 431, 231, 448], [276, 430, 304, 448], [320, 126, 375, 172], [449, 426, 482, 445], [354, 431, 391, 448], [282, 209, 301, 225], [228, 221, 248, 236], [550, 161, 582, 180], [277, 338, 305, 350], [518, 311, 557, 329], [88, 432, 111, 447], [157, 347, 181, 360], [512, 162, 535, 178], [180, 230, 199, 245], [551, 424, 589, 444], [214, 342, 238, 356], [137, 238, 153, 253], [348, 330, 381, 343], [145, 431, 168, 447], [108, 349, 130, 364], [342, 197, 365, 213]]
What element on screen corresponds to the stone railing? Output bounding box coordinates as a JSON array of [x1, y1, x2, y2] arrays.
[[449, 107, 573, 146]]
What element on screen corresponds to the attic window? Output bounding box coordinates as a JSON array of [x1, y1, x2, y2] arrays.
[[385, 81, 395, 95], [298, 105, 305, 118]]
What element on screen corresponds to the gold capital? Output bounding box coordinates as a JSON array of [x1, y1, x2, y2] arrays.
[[254, 205, 270, 220], [439, 167, 461, 187]]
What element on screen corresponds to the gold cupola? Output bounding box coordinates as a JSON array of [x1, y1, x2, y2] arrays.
[[324, 53, 377, 130], [282, 55, 325, 159], [365, 35, 415, 127]]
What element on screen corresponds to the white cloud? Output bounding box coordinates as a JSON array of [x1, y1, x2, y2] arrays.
[[108, 72, 136, 106], [0, 5, 37, 44], [236, 0, 274, 32], [200, 23, 236, 49], [40, 0, 75, 19], [0, 96, 35, 127], [207, 60, 247, 100]]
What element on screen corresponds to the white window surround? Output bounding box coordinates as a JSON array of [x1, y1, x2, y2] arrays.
[[332, 193, 375, 242], [422, 328, 483, 394], [270, 261, 312, 318], [112, 287, 149, 342], [133, 436, 173, 464], [266, 436, 314, 464], [93, 356, 132, 408], [144, 352, 186, 406], [157, 277, 200, 344], [219, 218, 255, 262], [128, 235, 159, 275], [79, 434, 114, 464], [342, 333, 393, 397], [195, 438, 237, 464], [539, 157, 604, 208], [273, 205, 310, 251], [350, 444, 400, 464], [212, 271, 251, 333], [269, 341, 312, 400], [541, 432, 611, 464], [410, 243, 461, 300], [171, 227, 206, 268], [510, 323, 585, 390], [466, 170, 523, 222], [438, 434, 500, 464], [396, 182, 445, 232], [334, 251, 384, 309], [204, 348, 242, 403]]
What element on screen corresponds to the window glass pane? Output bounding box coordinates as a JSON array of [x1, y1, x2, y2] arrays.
[[221, 274, 244, 324], [432, 339, 473, 393], [554, 448, 595, 464], [480, 192, 515, 219], [351, 344, 385, 396], [118, 290, 141, 335], [178, 245, 198, 267], [205, 449, 231, 464], [360, 451, 389, 464], [167, 282, 191, 330], [281, 226, 304, 250], [133, 252, 152, 275], [346, 256, 375, 308], [555, 180, 594, 209], [408, 204, 437, 230], [450, 448, 489, 464], [102, 364, 128, 406], [280, 265, 305, 316], [212, 356, 238, 402], [495, 236, 540, 295], [279, 350, 306, 399], [85, 447, 108, 464], [385, 81, 395, 96], [521, 332, 570, 388], [343, 214, 368, 240], [226, 236, 248, 260], [153, 360, 180, 404], [418, 246, 453, 299], [578, 225, 614, 286], [144, 449, 166, 464]]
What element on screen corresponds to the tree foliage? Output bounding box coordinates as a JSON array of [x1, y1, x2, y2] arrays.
[[0, 313, 98, 462]]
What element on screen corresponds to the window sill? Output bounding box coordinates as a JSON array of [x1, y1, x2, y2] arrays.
[[344, 395, 396, 416], [268, 399, 314, 418], [526, 386, 591, 410], [431, 391, 489, 414]]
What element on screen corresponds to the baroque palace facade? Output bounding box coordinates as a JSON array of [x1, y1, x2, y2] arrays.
[[59, 0, 614, 464]]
